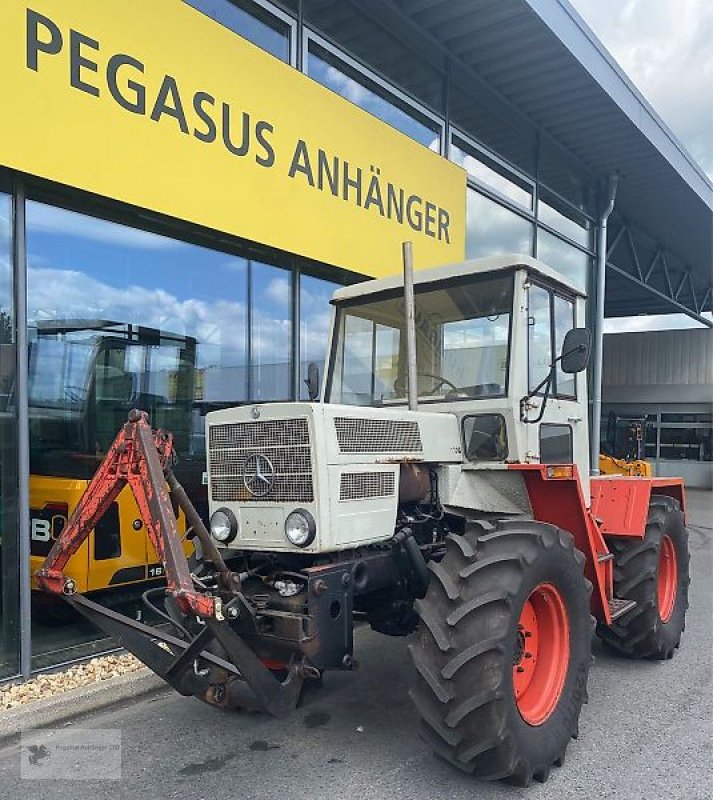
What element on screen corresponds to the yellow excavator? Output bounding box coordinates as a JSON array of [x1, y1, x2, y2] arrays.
[[28, 320, 199, 605], [599, 411, 652, 477]]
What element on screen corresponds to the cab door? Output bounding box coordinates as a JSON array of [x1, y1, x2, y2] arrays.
[[526, 283, 589, 486]]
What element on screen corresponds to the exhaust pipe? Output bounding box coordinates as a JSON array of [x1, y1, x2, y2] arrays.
[[402, 241, 418, 412]]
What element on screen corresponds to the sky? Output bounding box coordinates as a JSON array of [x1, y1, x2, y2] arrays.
[[569, 0, 712, 333]]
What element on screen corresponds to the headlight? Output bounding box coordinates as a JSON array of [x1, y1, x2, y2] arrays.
[[209, 508, 238, 544], [284, 509, 316, 548]]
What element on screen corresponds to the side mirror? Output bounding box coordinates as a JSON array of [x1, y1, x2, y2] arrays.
[[560, 328, 591, 374], [305, 362, 320, 401]]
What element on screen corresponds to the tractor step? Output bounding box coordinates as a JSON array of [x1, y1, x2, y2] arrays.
[[608, 597, 637, 621], [597, 553, 615, 563]]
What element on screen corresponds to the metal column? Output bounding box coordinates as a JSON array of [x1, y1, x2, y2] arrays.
[[590, 174, 618, 475], [13, 180, 31, 678]]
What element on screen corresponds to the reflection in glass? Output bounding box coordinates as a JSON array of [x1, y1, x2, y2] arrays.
[[329, 274, 513, 405], [466, 190, 532, 259], [183, 0, 290, 61], [25, 202, 257, 666], [451, 140, 532, 210], [554, 294, 576, 397], [537, 229, 590, 292], [299, 274, 340, 400], [0, 191, 19, 678], [539, 199, 591, 248], [307, 47, 440, 149], [251, 261, 291, 401], [528, 284, 551, 392]]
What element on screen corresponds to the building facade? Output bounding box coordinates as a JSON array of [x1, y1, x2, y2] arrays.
[[0, 0, 710, 679], [603, 328, 713, 489]]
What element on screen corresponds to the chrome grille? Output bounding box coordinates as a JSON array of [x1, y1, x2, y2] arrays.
[[339, 472, 396, 501], [334, 417, 423, 453], [209, 418, 313, 503]]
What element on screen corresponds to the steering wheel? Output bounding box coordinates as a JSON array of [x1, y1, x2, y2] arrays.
[[418, 372, 458, 395]]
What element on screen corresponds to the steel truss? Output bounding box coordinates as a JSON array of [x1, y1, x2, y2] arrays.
[[606, 218, 712, 327]]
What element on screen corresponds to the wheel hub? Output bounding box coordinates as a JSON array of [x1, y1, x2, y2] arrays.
[[513, 583, 570, 726], [657, 534, 678, 623]]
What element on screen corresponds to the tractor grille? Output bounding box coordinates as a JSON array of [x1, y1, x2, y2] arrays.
[[339, 472, 396, 501], [334, 417, 423, 454], [209, 418, 313, 503]]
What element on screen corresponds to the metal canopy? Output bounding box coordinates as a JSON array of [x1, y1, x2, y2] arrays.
[[304, 0, 712, 321]]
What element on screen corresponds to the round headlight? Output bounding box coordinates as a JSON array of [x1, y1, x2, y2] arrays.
[[284, 509, 316, 548], [209, 508, 238, 544]]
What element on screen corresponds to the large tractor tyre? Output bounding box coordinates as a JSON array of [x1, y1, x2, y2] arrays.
[[409, 519, 593, 787], [597, 495, 689, 659]]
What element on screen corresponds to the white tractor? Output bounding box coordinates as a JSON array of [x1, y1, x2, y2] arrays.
[[39, 253, 690, 787]]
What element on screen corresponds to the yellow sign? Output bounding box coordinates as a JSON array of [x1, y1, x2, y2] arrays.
[[0, 1, 466, 275]]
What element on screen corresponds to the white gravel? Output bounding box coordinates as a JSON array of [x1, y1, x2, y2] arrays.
[[0, 653, 143, 711]]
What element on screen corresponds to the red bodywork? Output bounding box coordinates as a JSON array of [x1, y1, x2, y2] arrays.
[[36, 411, 217, 619], [509, 465, 685, 626]]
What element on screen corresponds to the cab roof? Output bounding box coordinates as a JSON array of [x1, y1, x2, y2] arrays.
[[331, 254, 587, 304]]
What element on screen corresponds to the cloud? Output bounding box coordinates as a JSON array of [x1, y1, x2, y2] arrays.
[[28, 203, 185, 250], [569, 0, 713, 180]]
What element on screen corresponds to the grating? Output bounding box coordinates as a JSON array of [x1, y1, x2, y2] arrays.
[[208, 418, 313, 503], [339, 471, 396, 501], [334, 417, 423, 453]]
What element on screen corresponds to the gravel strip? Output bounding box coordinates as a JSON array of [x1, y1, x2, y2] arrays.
[[0, 653, 143, 711]]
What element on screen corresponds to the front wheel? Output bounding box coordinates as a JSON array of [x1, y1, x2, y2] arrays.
[[409, 519, 593, 787]]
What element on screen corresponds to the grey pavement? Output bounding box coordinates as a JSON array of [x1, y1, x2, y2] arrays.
[[0, 491, 710, 800]]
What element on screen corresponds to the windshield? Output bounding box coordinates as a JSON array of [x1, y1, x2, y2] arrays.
[[29, 333, 95, 408], [328, 273, 513, 406]]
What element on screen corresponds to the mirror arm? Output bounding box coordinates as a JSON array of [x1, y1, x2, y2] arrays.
[[520, 367, 554, 425]]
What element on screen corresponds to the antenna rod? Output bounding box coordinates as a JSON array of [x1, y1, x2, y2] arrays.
[[402, 241, 418, 412]]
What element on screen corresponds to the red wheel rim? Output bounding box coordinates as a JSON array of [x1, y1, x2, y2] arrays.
[[513, 583, 570, 726], [657, 535, 678, 623]]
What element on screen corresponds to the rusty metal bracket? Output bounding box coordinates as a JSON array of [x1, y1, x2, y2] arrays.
[[36, 409, 217, 619]]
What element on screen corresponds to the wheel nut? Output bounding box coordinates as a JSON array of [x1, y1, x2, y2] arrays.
[[312, 579, 328, 596], [516, 666, 525, 673]]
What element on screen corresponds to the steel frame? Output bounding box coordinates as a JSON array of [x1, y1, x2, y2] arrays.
[[606, 218, 712, 327]]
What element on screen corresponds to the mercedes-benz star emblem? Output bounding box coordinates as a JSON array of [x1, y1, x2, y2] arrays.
[[243, 453, 276, 498]]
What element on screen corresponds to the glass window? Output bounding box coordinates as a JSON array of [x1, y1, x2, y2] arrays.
[[537, 229, 590, 292], [540, 424, 573, 463], [307, 44, 441, 149], [299, 274, 340, 400], [0, 191, 19, 678], [250, 261, 291, 401], [329, 273, 513, 405], [451, 138, 532, 210], [554, 294, 575, 397], [183, 0, 291, 61], [528, 284, 551, 392], [466, 190, 533, 259], [463, 414, 508, 461], [658, 413, 712, 462], [25, 201, 265, 667], [539, 196, 591, 248]]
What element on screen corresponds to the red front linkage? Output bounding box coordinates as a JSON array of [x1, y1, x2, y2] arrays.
[[35, 410, 218, 620]]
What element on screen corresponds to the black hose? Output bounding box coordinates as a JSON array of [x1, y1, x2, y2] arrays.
[[141, 587, 191, 640], [394, 528, 429, 598]]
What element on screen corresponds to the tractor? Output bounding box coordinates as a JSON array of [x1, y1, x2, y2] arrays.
[[37, 252, 690, 787]]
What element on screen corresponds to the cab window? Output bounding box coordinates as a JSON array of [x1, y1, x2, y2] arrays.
[[527, 284, 576, 398]]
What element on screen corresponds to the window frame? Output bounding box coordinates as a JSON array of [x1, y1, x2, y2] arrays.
[[527, 279, 577, 400], [304, 31, 444, 151]]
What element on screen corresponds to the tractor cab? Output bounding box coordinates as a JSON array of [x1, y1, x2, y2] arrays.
[[324, 255, 591, 493]]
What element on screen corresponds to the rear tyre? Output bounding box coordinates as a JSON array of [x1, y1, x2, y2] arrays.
[[409, 519, 593, 787], [597, 495, 689, 659]]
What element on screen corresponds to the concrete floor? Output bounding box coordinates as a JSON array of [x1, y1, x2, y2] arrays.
[[1, 491, 711, 799]]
